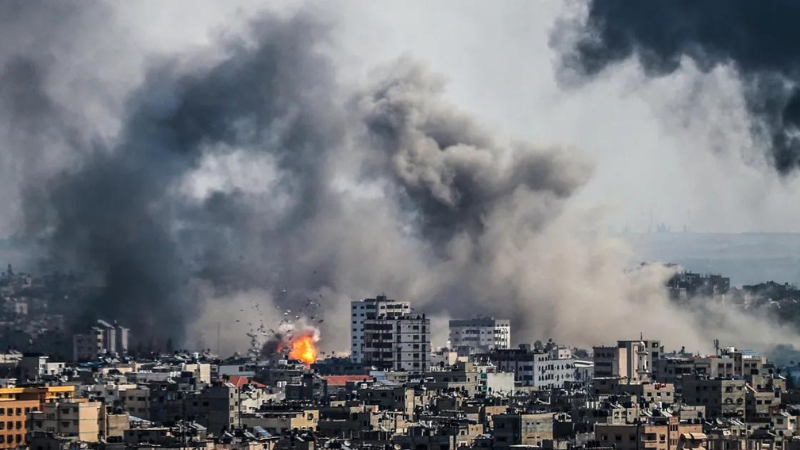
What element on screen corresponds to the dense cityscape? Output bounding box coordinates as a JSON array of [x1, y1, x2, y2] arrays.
[[3, 266, 800, 450], [6, 1, 800, 449]]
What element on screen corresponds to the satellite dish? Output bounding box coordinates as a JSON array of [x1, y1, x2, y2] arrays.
[[394, 445, 401, 450], [344, 441, 351, 446]]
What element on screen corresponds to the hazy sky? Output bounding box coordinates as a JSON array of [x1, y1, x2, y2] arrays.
[[110, 1, 800, 235], [2, 1, 798, 238]]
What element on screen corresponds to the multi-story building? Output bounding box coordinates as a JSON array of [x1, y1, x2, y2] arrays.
[[423, 362, 482, 397], [682, 375, 746, 419], [667, 271, 730, 300], [351, 295, 411, 363], [73, 327, 104, 362], [0, 386, 75, 405], [148, 382, 239, 435], [120, 387, 150, 420], [448, 317, 510, 354], [72, 320, 130, 361], [28, 401, 104, 443], [363, 314, 430, 373], [594, 345, 627, 379], [0, 399, 39, 449], [594, 338, 660, 384], [595, 417, 705, 450], [493, 413, 554, 449], [488, 344, 575, 389]]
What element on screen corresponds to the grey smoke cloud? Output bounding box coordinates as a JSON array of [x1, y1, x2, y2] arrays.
[[4, 1, 800, 359], [554, 0, 800, 174], [359, 59, 592, 242]]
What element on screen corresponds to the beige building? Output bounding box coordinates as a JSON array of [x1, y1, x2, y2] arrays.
[[240, 409, 318, 434], [595, 416, 704, 450], [595, 339, 660, 384], [183, 363, 212, 384], [28, 401, 103, 442]]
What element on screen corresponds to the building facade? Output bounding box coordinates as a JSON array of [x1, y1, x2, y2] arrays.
[[72, 320, 129, 361], [351, 295, 411, 363], [594, 338, 661, 384], [448, 317, 511, 354], [28, 401, 103, 443], [0, 399, 39, 449], [489, 345, 575, 389], [363, 314, 431, 373]]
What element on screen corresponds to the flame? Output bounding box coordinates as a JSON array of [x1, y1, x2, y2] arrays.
[[288, 334, 318, 366]]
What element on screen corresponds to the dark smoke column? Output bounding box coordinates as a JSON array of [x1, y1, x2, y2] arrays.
[[555, 0, 800, 174], [15, 11, 343, 347]]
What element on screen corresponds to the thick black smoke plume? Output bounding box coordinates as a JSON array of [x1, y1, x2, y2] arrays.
[[3, 4, 344, 345], [555, 0, 800, 174]]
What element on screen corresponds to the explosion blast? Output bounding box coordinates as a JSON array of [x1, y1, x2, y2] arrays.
[[288, 334, 318, 366]]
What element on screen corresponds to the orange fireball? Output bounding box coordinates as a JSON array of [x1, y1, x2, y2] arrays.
[[288, 334, 318, 366]]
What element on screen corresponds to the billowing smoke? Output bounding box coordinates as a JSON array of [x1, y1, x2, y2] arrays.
[[3, 2, 800, 357], [553, 0, 800, 174]]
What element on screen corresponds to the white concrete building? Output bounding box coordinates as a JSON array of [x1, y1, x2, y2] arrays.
[[351, 295, 411, 363], [490, 344, 576, 389], [18, 354, 66, 382], [448, 317, 510, 353]]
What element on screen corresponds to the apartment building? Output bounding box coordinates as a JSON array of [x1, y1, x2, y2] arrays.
[[682, 375, 746, 419], [363, 314, 431, 373], [595, 416, 704, 450], [448, 317, 511, 354], [489, 345, 575, 389], [28, 401, 103, 443], [0, 399, 39, 449], [594, 338, 661, 384], [72, 320, 130, 361], [120, 387, 150, 420], [351, 295, 411, 363]]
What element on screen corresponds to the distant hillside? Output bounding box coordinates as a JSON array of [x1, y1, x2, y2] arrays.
[[623, 232, 800, 287]]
